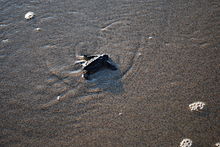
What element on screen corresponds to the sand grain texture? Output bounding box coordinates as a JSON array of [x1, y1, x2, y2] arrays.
[[0, 0, 220, 146]]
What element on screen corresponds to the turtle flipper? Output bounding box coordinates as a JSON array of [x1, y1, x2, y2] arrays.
[[74, 60, 86, 65], [82, 71, 91, 80], [83, 55, 97, 61], [76, 55, 97, 61]]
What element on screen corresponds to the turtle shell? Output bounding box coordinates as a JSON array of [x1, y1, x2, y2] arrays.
[[82, 54, 109, 73]]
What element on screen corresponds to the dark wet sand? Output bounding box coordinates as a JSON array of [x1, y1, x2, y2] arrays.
[[0, 0, 220, 146]]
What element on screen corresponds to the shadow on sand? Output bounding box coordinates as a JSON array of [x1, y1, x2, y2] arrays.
[[85, 58, 124, 94]]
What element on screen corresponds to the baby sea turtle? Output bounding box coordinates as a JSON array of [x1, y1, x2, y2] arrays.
[[76, 54, 117, 80]]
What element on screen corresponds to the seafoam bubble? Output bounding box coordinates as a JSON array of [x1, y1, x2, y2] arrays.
[[180, 138, 192, 147], [25, 11, 35, 20], [1, 39, 9, 43], [0, 24, 8, 27], [189, 101, 206, 111], [215, 142, 220, 147]]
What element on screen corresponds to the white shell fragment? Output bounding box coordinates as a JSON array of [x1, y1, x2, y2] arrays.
[[25, 11, 35, 20], [57, 96, 61, 100], [180, 138, 192, 147], [189, 101, 206, 111], [34, 28, 42, 32], [215, 142, 220, 147]]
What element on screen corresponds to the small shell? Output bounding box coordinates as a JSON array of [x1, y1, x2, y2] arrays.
[[180, 138, 192, 147], [34, 28, 42, 32], [189, 101, 206, 111], [56, 96, 61, 100], [25, 11, 35, 20]]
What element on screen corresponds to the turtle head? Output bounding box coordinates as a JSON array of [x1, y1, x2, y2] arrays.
[[83, 55, 96, 61], [102, 54, 109, 60]]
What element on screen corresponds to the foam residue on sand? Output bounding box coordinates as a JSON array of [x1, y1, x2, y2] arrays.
[[180, 138, 192, 147], [189, 101, 206, 111], [25, 11, 35, 20]]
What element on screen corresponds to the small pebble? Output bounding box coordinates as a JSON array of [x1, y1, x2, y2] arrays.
[[215, 142, 220, 147], [118, 113, 122, 116], [137, 52, 142, 56], [180, 138, 192, 147], [34, 28, 42, 32], [148, 36, 153, 39], [25, 11, 35, 20], [189, 101, 206, 111], [57, 96, 61, 100]]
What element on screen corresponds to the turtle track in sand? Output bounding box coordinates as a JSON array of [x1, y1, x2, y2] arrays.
[[39, 18, 143, 109]]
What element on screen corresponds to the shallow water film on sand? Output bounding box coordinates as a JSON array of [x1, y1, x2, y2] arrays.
[[0, 0, 220, 146]]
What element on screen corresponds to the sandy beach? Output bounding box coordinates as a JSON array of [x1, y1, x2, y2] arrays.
[[0, 0, 219, 146]]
